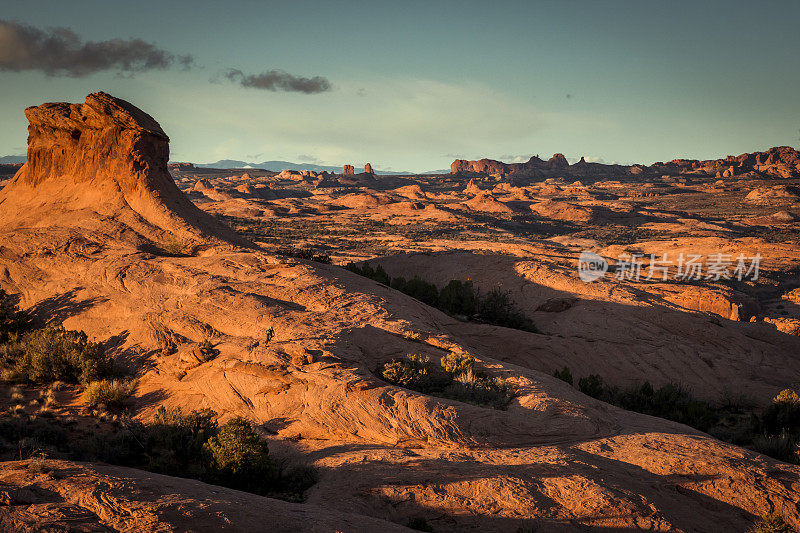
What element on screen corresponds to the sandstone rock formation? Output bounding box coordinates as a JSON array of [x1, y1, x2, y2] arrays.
[[0, 459, 409, 532], [0, 92, 248, 249], [364, 162, 374, 174], [451, 146, 800, 181], [2, 94, 800, 531], [343, 164, 354, 175]]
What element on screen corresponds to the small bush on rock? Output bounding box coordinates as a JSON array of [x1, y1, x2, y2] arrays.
[[16, 324, 112, 384], [553, 366, 573, 385], [441, 352, 474, 375], [83, 379, 137, 408], [205, 417, 279, 493], [748, 513, 793, 533], [0, 289, 31, 343]]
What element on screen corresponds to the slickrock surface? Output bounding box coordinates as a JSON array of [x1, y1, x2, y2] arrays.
[[2, 93, 800, 531]]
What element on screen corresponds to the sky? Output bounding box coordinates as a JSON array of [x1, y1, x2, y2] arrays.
[[1, 0, 799, 172]]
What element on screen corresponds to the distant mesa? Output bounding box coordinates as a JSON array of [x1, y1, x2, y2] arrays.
[[450, 146, 800, 181], [0, 92, 249, 248], [364, 162, 374, 174], [343, 164, 355, 175]]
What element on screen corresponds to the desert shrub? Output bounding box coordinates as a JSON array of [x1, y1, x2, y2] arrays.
[[146, 406, 219, 476], [390, 276, 408, 292], [372, 265, 391, 285], [578, 374, 606, 399], [441, 352, 474, 375], [403, 277, 440, 307], [204, 416, 279, 493], [163, 238, 185, 256], [346, 265, 537, 332], [0, 289, 31, 343], [381, 354, 513, 409], [381, 354, 446, 393], [83, 379, 137, 408], [443, 369, 514, 410], [198, 339, 217, 362], [553, 366, 573, 385], [761, 389, 800, 436], [478, 288, 536, 331], [0, 416, 70, 458], [0, 340, 26, 382], [752, 431, 799, 464], [614, 382, 715, 431], [438, 280, 477, 316], [15, 324, 112, 385], [277, 247, 331, 264], [0, 407, 314, 500], [748, 513, 793, 533], [577, 376, 716, 431], [407, 516, 434, 532]]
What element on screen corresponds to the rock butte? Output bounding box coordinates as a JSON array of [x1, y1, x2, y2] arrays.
[[1, 93, 799, 531], [451, 146, 800, 180]]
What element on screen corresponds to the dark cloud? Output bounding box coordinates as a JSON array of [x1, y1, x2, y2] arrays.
[[224, 69, 331, 94], [0, 19, 194, 77]]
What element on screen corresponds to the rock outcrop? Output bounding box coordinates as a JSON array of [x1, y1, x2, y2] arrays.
[[0, 92, 248, 248], [343, 164, 354, 175], [364, 162, 374, 174], [451, 146, 800, 180]]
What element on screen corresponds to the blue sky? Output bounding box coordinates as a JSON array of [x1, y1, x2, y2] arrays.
[[1, 0, 799, 171]]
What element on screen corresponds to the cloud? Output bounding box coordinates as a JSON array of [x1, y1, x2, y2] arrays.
[[224, 69, 331, 94], [0, 19, 194, 77], [297, 154, 323, 164], [498, 154, 534, 163]]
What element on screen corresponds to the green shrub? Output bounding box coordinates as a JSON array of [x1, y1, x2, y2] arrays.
[[83, 379, 137, 408], [441, 352, 474, 375], [0, 340, 26, 382], [16, 324, 112, 384], [381, 354, 513, 409], [443, 369, 514, 410], [0, 408, 314, 501], [390, 276, 408, 292], [346, 266, 537, 333], [403, 277, 439, 307], [761, 389, 800, 436], [554, 366, 573, 385], [198, 339, 217, 362], [438, 280, 477, 316], [752, 431, 799, 464], [578, 374, 606, 399], [749, 513, 793, 533], [148, 406, 219, 476], [478, 288, 536, 331], [163, 238, 185, 256], [0, 289, 31, 343], [205, 417, 278, 493], [373, 265, 391, 285], [278, 247, 331, 264], [381, 354, 445, 393]]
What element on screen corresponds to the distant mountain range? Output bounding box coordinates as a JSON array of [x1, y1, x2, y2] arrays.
[[0, 154, 442, 175], [191, 159, 418, 175]]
